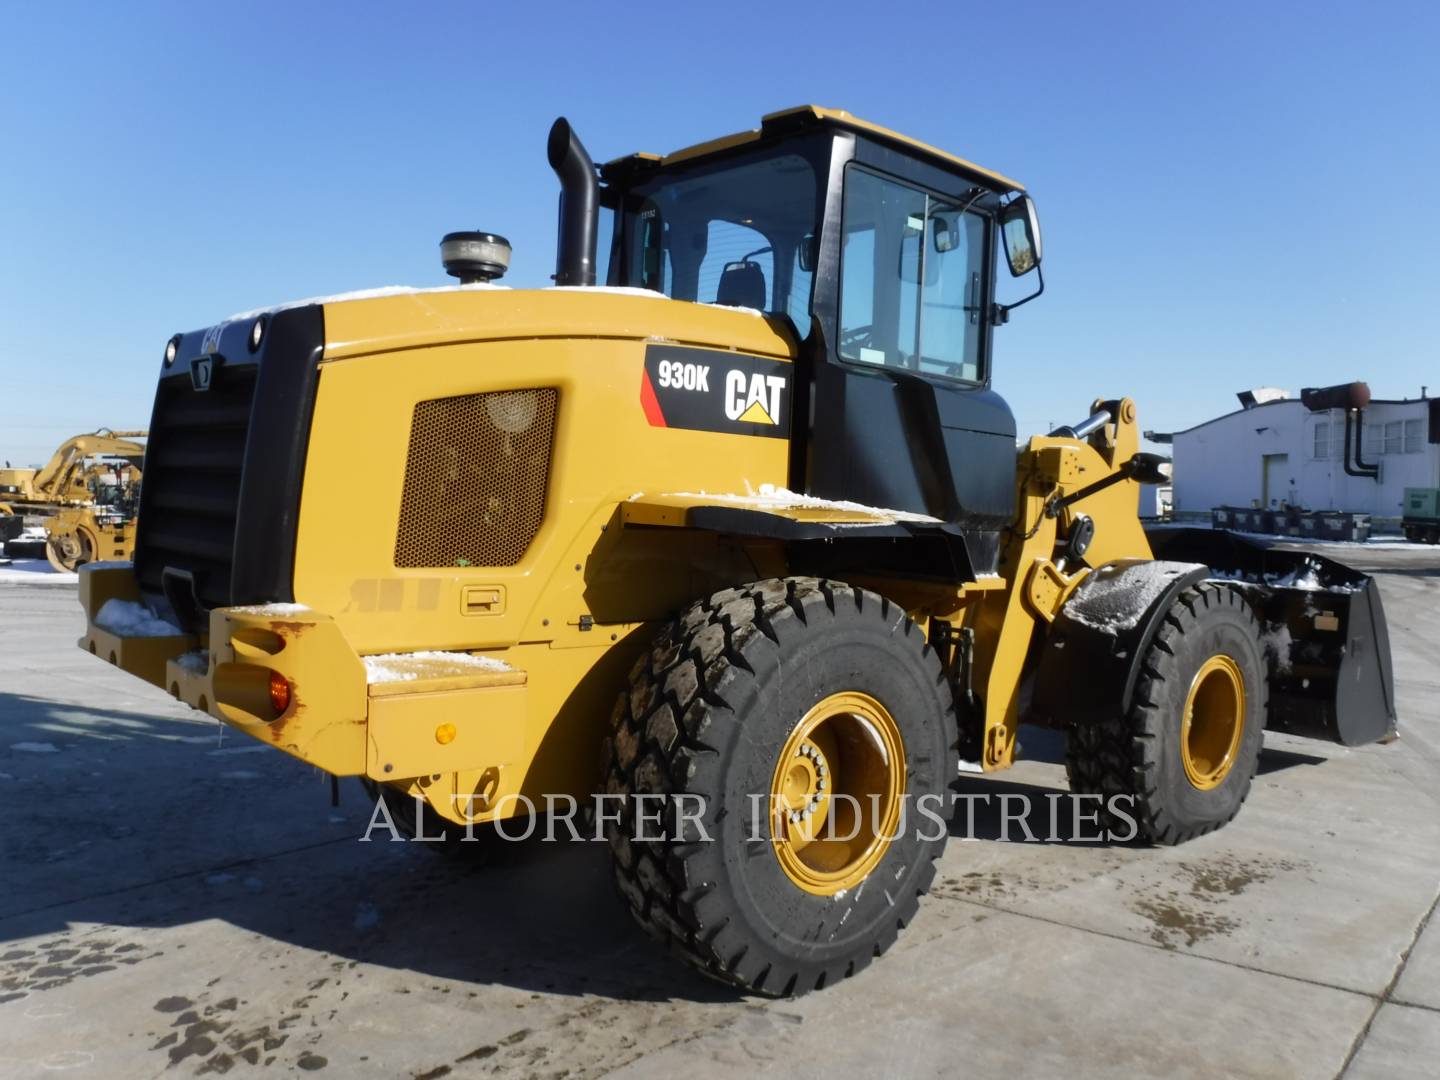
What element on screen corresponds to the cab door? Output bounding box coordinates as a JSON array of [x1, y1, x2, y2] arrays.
[[801, 159, 1016, 570]]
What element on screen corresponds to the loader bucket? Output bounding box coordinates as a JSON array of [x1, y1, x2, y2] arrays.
[[1146, 527, 1397, 747]]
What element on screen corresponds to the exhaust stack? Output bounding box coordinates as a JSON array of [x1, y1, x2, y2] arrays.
[[547, 117, 599, 287]]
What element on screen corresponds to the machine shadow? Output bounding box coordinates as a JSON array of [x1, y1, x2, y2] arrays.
[[0, 688, 743, 1005], [947, 773, 1120, 846], [952, 725, 1329, 842], [1256, 745, 1328, 774]]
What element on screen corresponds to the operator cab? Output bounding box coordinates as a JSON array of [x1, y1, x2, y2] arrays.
[[590, 108, 1045, 576]]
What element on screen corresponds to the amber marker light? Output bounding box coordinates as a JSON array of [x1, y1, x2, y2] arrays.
[[268, 671, 291, 715]]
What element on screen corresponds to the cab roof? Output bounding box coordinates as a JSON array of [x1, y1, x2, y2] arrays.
[[601, 106, 1024, 193]]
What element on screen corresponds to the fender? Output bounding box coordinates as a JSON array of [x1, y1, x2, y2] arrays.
[[1030, 559, 1210, 727], [620, 494, 995, 582]]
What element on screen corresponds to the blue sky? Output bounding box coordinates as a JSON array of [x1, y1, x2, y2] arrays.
[[1, 1, 1437, 464]]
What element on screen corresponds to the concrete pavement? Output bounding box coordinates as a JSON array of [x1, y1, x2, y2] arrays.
[[1, 545, 1437, 1078]]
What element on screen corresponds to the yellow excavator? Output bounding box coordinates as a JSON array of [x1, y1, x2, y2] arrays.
[[76, 108, 1395, 995], [0, 429, 146, 571]]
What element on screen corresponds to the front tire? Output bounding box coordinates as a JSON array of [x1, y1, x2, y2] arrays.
[[1066, 582, 1266, 844], [603, 577, 958, 996]]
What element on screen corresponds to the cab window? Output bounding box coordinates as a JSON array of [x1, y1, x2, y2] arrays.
[[839, 167, 985, 382], [613, 150, 819, 338]]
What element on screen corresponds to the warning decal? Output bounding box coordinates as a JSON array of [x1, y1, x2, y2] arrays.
[[640, 344, 791, 439]]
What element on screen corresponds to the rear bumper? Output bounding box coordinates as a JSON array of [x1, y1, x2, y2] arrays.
[[78, 564, 526, 791]]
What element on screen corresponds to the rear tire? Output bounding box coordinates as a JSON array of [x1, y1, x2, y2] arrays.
[[1066, 582, 1266, 845], [602, 577, 958, 996]]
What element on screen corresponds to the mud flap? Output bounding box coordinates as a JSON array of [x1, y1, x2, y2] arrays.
[[1147, 528, 1397, 746]]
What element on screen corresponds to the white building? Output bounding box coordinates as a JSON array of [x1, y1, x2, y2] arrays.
[[1169, 390, 1440, 526]]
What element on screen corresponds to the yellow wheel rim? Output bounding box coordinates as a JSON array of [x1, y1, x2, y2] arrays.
[[770, 691, 906, 895], [1180, 655, 1246, 790]]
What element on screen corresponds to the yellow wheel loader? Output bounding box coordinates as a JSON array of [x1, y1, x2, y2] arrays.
[[77, 108, 1396, 996]]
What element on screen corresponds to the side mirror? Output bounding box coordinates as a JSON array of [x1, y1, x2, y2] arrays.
[[932, 213, 959, 253], [1000, 195, 1042, 276], [797, 233, 818, 273], [899, 215, 942, 286]]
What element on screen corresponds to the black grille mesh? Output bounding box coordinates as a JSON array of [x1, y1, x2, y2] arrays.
[[134, 367, 256, 609], [394, 389, 557, 568]]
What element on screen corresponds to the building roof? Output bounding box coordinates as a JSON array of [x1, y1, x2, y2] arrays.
[[1171, 393, 1432, 438]]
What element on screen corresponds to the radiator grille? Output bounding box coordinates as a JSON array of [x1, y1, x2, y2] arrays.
[[394, 389, 558, 568], [135, 366, 257, 609]]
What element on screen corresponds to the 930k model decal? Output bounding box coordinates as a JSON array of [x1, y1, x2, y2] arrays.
[[640, 344, 791, 438]]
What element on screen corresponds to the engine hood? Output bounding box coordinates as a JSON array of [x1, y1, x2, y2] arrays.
[[315, 286, 798, 364]]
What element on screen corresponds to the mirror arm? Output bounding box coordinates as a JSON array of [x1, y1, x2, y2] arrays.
[[993, 263, 1044, 325]]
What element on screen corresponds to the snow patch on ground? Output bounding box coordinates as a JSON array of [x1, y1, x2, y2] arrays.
[[95, 599, 183, 638], [1065, 562, 1205, 633], [0, 560, 78, 585], [654, 483, 942, 524], [10, 742, 60, 754], [362, 650, 515, 684]]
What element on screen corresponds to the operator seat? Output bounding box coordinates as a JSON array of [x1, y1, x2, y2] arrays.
[[716, 261, 767, 310]]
